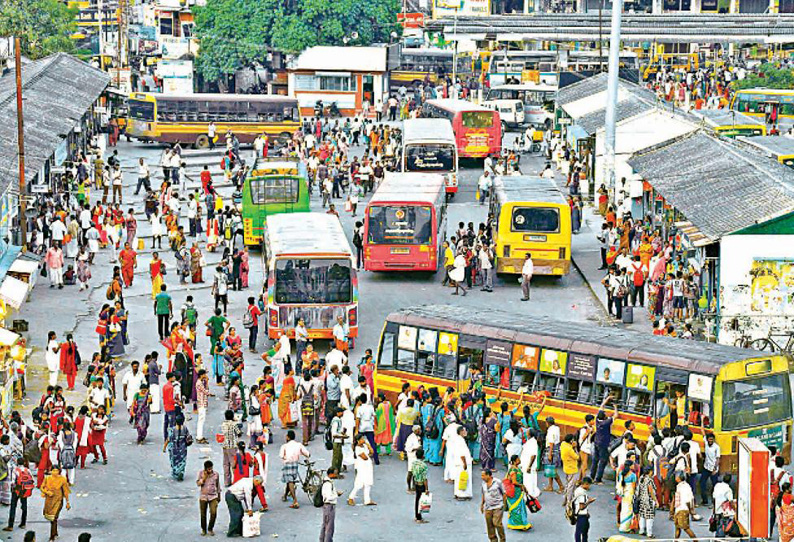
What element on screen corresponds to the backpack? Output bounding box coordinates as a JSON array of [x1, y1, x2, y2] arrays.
[[184, 305, 198, 325], [632, 265, 644, 287], [22, 439, 41, 466], [463, 417, 478, 442], [564, 498, 577, 526], [424, 407, 440, 440], [313, 480, 328, 508], [352, 229, 362, 248], [300, 384, 315, 417], [13, 468, 34, 498], [242, 307, 255, 329]]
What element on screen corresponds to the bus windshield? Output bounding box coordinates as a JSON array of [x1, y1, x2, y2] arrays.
[[462, 111, 494, 128], [512, 207, 560, 233], [274, 258, 352, 304], [129, 100, 154, 121], [721, 374, 792, 430], [368, 205, 432, 245], [249, 177, 300, 204], [404, 144, 455, 172]]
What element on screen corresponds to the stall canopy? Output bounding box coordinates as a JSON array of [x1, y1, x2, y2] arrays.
[[628, 131, 794, 244], [0, 277, 29, 310], [0, 327, 20, 347]]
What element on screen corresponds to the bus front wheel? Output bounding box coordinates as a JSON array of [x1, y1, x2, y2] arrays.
[[195, 134, 210, 149]]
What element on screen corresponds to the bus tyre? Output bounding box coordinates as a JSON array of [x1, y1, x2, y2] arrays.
[[195, 134, 210, 149]]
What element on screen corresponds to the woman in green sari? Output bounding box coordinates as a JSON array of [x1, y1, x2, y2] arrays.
[[506, 454, 532, 531]]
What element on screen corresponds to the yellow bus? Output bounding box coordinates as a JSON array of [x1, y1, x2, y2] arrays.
[[739, 135, 794, 169], [488, 175, 571, 276], [374, 304, 793, 471], [730, 88, 794, 123], [127, 93, 300, 148], [643, 52, 698, 80]]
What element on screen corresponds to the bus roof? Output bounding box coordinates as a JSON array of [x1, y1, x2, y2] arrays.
[[402, 118, 455, 144], [266, 213, 352, 257], [738, 135, 794, 158], [368, 172, 446, 205], [251, 161, 302, 175], [402, 49, 454, 57], [492, 175, 568, 206], [386, 304, 761, 375], [425, 98, 493, 114], [735, 88, 794, 95], [489, 83, 558, 92], [130, 93, 297, 103]]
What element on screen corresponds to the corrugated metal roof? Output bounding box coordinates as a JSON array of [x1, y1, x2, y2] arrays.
[[577, 94, 655, 135], [557, 72, 608, 106], [290, 46, 387, 73], [0, 53, 110, 194], [492, 175, 567, 205], [738, 135, 794, 158], [387, 304, 759, 374], [691, 109, 765, 129], [628, 131, 794, 241]]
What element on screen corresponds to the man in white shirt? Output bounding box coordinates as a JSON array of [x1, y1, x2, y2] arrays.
[[111, 165, 123, 205], [225, 475, 263, 536], [135, 157, 151, 195], [521, 253, 534, 301], [50, 217, 67, 246], [477, 171, 492, 205], [88, 377, 111, 413], [712, 474, 734, 516], [685, 432, 701, 495], [405, 425, 422, 491], [122, 361, 146, 411], [440, 415, 461, 482], [187, 197, 198, 237], [279, 430, 310, 508], [332, 316, 349, 353], [355, 395, 378, 465], [700, 433, 721, 506], [338, 366, 354, 410], [351, 376, 371, 407], [326, 346, 347, 372], [319, 467, 342, 542], [673, 471, 696, 538]]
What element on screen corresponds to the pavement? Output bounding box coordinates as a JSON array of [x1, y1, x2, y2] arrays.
[[0, 129, 701, 542]]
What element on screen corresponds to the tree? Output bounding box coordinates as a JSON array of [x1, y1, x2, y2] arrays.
[[193, 0, 400, 80], [0, 0, 77, 60], [732, 63, 794, 91]]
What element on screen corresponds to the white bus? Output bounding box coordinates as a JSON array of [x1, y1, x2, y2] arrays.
[[484, 83, 558, 128], [263, 212, 358, 341], [401, 118, 459, 197]]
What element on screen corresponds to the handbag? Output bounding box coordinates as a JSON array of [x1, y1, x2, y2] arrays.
[[543, 464, 557, 478], [242, 511, 261, 538], [526, 496, 542, 514], [419, 492, 433, 514], [502, 477, 516, 499], [708, 514, 718, 533], [457, 470, 469, 491], [289, 401, 300, 423]]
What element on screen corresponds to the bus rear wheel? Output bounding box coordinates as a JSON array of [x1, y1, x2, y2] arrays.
[[195, 134, 210, 149]]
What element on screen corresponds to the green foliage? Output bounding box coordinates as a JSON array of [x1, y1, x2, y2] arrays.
[[0, 0, 77, 59], [732, 63, 794, 91], [193, 0, 400, 80]]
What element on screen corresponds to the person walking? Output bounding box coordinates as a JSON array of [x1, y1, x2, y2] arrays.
[[330, 408, 348, 476], [280, 430, 310, 508], [672, 470, 697, 539], [163, 411, 192, 481], [521, 253, 533, 301], [221, 409, 243, 487], [243, 297, 262, 353], [348, 433, 376, 506], [197, 460, 220, 536], [480, 469, 506, 542], [45, 244, 65, 289], [449, 251, 468, 296], [4, 464, 33, 531], [195, 370, 211, 444], [41, 466, 70, 542], [573, 477, 595, 542], [154, 284, 173, 341], [412, 448, 429, 523], [319, 467, 343, 542]]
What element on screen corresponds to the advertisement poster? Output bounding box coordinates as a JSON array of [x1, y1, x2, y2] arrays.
[[687, 373, 713, 401], [398, 326, 417, 351], [626, 364, 655, 391], [539, 349, 567, 375], [749, 259, 794, 314], [596, 358, 625, 385], [511, 344, 539, 370], [438, 332, 458, 356], [485, 340, 512, 367], [434, 0, 491, 17], [418, 329, 438, 353], [568, 354, 596, 380]]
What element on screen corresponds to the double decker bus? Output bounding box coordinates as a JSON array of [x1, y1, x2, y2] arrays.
[[374, 304, 794, 472], [489, 175, 571, 276], [363, 172, 448, 272], [242, 158, 310, 246], [422, 99, 501, 159], [263, 213, 358, 340], [401, 118, 459, 196], [127, 93, 300, 148]]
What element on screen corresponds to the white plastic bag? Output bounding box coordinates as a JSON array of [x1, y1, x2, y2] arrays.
[[242, 511, 262, 538], [419, 492, 432, 514]]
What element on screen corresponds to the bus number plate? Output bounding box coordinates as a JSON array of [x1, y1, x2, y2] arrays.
[[391, 248, 410, 254], [524, 235, 546, 242]]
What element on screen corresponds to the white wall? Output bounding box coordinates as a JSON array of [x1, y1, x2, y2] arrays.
[[718, 234, 794, 344]]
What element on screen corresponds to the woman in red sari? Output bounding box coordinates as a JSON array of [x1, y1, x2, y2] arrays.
[[779, 493, 794, 542], [59, 334, 79, 391]]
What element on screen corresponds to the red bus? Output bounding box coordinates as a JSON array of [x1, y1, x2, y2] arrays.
[[422, 98, 502, 158], [363, 172, 448, 272]]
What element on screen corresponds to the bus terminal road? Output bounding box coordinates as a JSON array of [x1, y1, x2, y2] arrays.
[[8, 131, 710, 542]]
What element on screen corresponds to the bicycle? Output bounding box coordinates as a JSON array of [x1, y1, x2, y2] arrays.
[[748, 328, 794, 353], [298, 459, 323, 499]]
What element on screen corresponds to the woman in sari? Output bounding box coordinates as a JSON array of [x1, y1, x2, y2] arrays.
[[778, 492, 794, 542], [115, 301, 129, 346], [240, 247, 250, 289], [131, 383, 152, 444], [41, 466, 71, 542], [162, 411, 191, 481], [150, 252, 165, 300], [479, 407, 498, 471], [618, 460, 638, 533], [506, 455, 532, 531], [374, 393, 396, 457], [190, 243, 203, 283], [277, 367, 297, 429], [106, 307, 125, 358]]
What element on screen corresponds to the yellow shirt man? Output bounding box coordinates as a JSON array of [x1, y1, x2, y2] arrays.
[[561, 440, 580, 476]]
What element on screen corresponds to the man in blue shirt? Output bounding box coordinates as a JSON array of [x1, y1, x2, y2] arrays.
[[590, 395, 618, 483], [325, 365, 342, 421]]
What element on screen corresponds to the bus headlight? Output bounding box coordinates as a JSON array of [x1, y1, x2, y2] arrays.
[[447, 173, 458, 187], [503, 245, 510, 257], [269, 309, 278, 328], [348, 307, 357, 327]]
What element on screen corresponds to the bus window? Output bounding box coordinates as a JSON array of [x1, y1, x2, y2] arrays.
[[510, 369, 536, 394], [484, 365, 510, 388], [459, 346, 484, 381], [378, 332, 395, 368], [462, 111, 494, 129], [566, 378, 593, 403], [625, 389, 652, 414], [687, 400, 712, 428], [535, 374, 564, 399], [417, 352, 436, 376], [595, 384, 623, 406], [250, 177, 300, 205], [367, 206, 432, 245], [396, 349, 416, 372], [436, 355, 457, 380], [274, 258, 352, 304], [512, 207, 560, 233], [129, 100, 155, 121], [721, 374, 791, 430]]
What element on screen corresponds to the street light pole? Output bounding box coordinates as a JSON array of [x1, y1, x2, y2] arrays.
[[451, 6, 458, 93], [14, 37, 27, 252], [603, 0, 623, 202]]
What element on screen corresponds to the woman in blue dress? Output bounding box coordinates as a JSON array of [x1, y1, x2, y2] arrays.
[[494, 401, 512, 465], [462, 394, 483, 463], [211, 334, 227, 384], [421, 396, 443, 465]]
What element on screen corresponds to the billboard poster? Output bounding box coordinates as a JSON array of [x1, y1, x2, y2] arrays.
[[567, 353, 596, 380], [539, 349, 567, 375], [434, 0, 490, 17], [511, 344, 539, 370], [398, 325, 417, 351], [485, 340, 512, 367]]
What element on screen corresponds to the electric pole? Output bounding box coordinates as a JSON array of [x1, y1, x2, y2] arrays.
[[603, 0, 622, 203], [14, 38, 27, 252]]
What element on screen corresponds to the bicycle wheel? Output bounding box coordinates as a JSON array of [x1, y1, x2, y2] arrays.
[[750, 338, 777, 352], [303, 471, 322, 498], [733, 337, 748, 348]]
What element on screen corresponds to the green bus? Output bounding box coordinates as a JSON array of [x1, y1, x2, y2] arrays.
[[242, 159, 310, 246]]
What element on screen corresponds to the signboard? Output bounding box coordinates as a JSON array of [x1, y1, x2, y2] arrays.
[[159, 59, 194, 94], [160, 36, 191, 59], [433, 0, 490, 17], [511, 344, 538, 370], [108, 67, 132, 94], [687, 374, 713, 401], [397, 12, 425, 28], [398, 325, 417, 351], [596, 358, 625, 385], [748, 425, 784, 450], [485, 340, 512, 367], [567, 353, 596, 380], [438, 332, 458, 356], [738, 438, 770, 538], [539, 349, 567, 375], [626, 364, 655, 391]]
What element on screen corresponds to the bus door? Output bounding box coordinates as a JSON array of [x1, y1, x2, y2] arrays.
[[456, 335, 485, 396], [652, 367, 689, 430]]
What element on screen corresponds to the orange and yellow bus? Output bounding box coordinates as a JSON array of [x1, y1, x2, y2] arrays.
[[374, 305, 793, 471]]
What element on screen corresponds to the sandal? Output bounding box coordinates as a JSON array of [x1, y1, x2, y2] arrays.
[[289, 503, 300, 509], [347, 499, 355, 506]]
